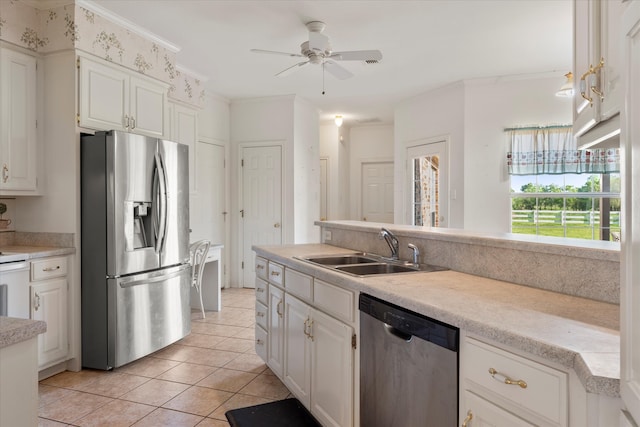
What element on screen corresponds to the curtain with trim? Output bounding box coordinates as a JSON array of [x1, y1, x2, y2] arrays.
[[506, 126, 620, 175]]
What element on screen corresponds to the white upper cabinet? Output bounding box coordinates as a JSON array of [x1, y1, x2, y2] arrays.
[[169, 103, 198, 193], [0, 47, 38, 192], [78, 55, 168, 138], [573, 0, 627, 138], [621, 1, 640, 424]]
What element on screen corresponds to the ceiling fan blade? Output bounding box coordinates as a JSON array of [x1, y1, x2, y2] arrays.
[[275, 60, 310, 77], [309, 31, 329, 52], [324, 60, 353, 80], [250, 48, 305, 58], [329, 50, 383, 61]]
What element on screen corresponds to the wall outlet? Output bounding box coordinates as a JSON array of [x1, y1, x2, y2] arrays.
[[322, 230, 332, 242]]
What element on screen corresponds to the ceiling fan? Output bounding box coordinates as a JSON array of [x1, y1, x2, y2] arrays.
[[250, 21, 383, 80]]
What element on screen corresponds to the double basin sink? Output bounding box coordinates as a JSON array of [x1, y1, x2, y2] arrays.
[[298, 253, 448, 277]]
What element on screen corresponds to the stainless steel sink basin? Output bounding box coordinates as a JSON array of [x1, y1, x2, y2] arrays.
[[297, 252, 448, 277], [335, 263, 418, 275], [303, 254, 378, 265]]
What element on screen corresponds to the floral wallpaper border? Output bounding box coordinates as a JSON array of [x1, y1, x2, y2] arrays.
[[0, 0, 205, 108]]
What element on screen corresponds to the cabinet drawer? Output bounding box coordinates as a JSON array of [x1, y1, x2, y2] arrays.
[[284, 269, 312, 301], [31, 257, 67, 281], [255, 324, 267, 361], [463, 337, 567, 426], [314, 279, 354, 323], [255, 257, 268, 280], [255, 278, 268, 305], [256, 301, 268, 330], [267, 262, 284, 287]]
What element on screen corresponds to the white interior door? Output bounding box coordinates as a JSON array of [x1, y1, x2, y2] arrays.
[[361, 161, 394, 223], [241, 145, 282, 287], [320, 158, 328, 221], [407, 140, 448, 227]]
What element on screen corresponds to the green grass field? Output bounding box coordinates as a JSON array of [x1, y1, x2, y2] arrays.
[[512, 222, 621, 240]]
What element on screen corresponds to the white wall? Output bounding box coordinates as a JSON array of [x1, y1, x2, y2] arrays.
[[394, 76, 572, 233], [293, 97, 320, 243], [348, 124, 395, 220], [394, 82, 465, 227], [319, 123, 349, 220], [463, 76, 572, 232]]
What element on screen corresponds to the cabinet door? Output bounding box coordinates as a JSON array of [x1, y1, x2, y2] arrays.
[[599, 0, 627, 121], [573, 0, 601, 137], [31, 278, 68, 368], [78, 57, 129, 132], [268, 284, 284, 377], [130, 76, 167, 138], [462, 391, 535, 427], [621, 1, 640, 424], [310, 308, 353, 427], [0, 48, 37, 191], [171, 104, 198, 193], [284, 293, 311, 407]]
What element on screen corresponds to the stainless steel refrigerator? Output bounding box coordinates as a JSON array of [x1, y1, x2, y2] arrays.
[[81, 130, 191, 370]]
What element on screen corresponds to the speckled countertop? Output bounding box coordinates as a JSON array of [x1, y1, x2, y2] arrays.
[[0, 317, 46, 349], [0, 245, 73, 348], [0, 245, 75, 263], [253, 243, 620, 398]]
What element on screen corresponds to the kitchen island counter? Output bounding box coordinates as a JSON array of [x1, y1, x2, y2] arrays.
[[254, 243, 620, 398]]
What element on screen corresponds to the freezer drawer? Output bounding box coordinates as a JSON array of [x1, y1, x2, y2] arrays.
[[109, 264, 192, 368]]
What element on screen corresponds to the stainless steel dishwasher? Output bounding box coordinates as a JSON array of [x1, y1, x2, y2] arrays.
[[359, 293, 459, 426]]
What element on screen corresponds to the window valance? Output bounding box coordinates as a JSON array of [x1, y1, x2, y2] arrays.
[[506, 125, 620, 175]]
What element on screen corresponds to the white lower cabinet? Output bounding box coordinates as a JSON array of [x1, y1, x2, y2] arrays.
[[460, 336, 568, 427], [463, 390, 535, 427], [284, 293, 354, 427], [255, 258, 356, 427], [30, 278, 68, 368], [267, 284, 284, 377], [30, 256, 69, 369]]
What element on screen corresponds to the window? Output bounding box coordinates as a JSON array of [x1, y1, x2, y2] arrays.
[[510, 173, 620, 241], [412, 155, 440, 226], [506, 125, 621, 242]]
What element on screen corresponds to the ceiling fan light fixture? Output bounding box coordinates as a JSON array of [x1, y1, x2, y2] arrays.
[[555, 72, 574, 98], [335, 115, 343, 127]]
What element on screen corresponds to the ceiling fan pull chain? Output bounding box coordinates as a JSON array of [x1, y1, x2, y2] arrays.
[[322, 62, 325, 95]]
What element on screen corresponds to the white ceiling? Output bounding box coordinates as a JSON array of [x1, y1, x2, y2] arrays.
[[88, 0, 573, 126]]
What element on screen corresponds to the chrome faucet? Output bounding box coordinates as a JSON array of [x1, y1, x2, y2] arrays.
[[379, 228, 399, 260], [408, 243, 420, 265]]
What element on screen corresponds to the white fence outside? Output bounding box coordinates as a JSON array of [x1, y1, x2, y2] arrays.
[[512, 210, 621, 226]]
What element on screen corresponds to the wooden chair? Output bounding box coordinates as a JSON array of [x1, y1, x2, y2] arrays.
[[189, 240, 211, 318]]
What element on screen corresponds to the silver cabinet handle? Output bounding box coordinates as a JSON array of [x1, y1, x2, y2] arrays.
[[256, 338, 264, 346], [256, 287, 265, 293], [130, 116, 136, 129], [257, 312, 265, 317], [124, 114, 130, 129], [42, 265, 61, 272], [274, 223, 281, 228], [270, 271, 280, 277], [2, 164, 8, 183], [276, 300, 283, 318], [33, 292, 41, 311]]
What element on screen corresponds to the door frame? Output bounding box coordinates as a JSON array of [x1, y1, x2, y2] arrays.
[[404, 136, 450, 227], [237, 140, 285, 288], [320, 157, 329, 221]]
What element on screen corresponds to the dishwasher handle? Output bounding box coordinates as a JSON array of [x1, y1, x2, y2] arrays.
[[384, 323, 413, 342]]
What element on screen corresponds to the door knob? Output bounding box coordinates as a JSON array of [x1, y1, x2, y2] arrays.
[[274, 223, 281, 228]]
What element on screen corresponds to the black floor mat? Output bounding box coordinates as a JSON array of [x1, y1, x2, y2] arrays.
[[225, 397, 321, 427]]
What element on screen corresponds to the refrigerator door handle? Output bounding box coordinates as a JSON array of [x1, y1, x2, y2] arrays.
[[153, 152, 168, 254], [118, 264, 191, 288]]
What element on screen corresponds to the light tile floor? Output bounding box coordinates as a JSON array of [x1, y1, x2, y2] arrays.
[[38, 288, 289, 427]]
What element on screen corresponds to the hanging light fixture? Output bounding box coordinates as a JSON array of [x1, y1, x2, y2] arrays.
[[334, 115, 343, 127], [555, 72, 574, 97]]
